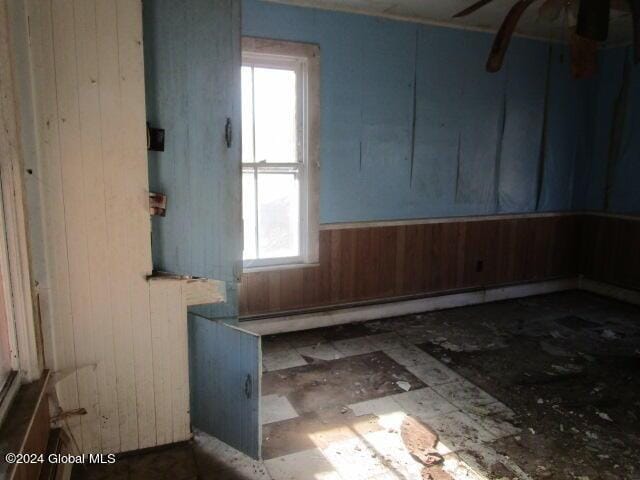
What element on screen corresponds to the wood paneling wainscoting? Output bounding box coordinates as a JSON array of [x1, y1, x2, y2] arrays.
[[580, 214, 640, 290], [239, 214, 580, 317]]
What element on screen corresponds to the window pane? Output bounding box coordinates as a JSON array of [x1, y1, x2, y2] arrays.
[[254, 67, 297, 163], [242, 171, 257, 260], [257, 172, 299, 258], [241, 66, 254, 163]]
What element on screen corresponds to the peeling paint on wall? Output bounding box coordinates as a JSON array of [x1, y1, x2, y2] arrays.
[[536, 46, 553, 212], [242, 0, 610, 223], [494, 86, 508, 211], [573, 47, 640, 215], [605, 52, 631, 211], [409, 28, 418, 188]]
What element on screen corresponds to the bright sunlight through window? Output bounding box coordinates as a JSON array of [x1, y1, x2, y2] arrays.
[[242, 64, 300, 262], [241, 39, 319, 269]]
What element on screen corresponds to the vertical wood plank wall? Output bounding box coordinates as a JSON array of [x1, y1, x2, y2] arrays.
[[13, 0, 189, 454], [580, 215, 640, 290], [239, 215, 580, 317], [144, 0, 242, 287]]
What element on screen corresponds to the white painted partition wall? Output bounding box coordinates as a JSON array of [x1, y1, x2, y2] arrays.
[[8, 0, 194, 453]]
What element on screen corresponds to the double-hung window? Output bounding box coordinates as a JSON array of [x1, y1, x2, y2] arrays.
[[241, 38, 319, 270]]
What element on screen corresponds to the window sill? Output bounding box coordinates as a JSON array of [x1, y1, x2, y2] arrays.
[[242, 262, 320, 274]]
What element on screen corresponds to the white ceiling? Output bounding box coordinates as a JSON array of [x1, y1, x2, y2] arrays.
[[265, 0, 633, 45]]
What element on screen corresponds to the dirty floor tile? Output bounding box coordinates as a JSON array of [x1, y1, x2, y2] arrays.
[[275, 329, 328, 348], [296, 343, 343, 361], [262, 349, 307, 372], [357, 429, 424, 479], [431, 379, 498, 410], [262, 335, 293, 354], [265, 449, 341, 480], [348, 395, 404, 418], [466, 411, 520, 439], [426, 411, 496, 451], [392, 387, 458, 421], [367, 332, 411, 351], [262, 351, 425, 414], [261, 394, 299, 425], [331, 336, 377, 357], [406, 362, 464, 386], [382, 344, 436, 367], [192, 431, 271, 480], [319, 436, 391, 480]]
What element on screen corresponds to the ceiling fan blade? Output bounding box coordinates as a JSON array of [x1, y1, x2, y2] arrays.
[[628, 0, 640, 63], [486, 0, 539, 72], [570, 29, 598, 78], [452, 0, 497, 18], [576, 0, 611, 41]]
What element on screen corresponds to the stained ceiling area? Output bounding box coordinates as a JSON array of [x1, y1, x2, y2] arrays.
[[265, 0, 633, 45]]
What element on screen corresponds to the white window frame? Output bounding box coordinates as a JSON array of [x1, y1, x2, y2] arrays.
[[241, 37, 320, 271], [0, 0, 42, 425], [0, 180, 23, 424]]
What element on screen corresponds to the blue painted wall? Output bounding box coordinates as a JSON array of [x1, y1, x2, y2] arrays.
[[144, 0, 243, 319], [573, 47, 640, 215], [242, 0, 589, 223]]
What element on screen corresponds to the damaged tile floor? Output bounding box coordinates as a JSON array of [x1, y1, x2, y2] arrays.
[[75, 291, 640, 480]]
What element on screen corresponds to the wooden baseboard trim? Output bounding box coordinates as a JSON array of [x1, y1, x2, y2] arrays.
[[240, 278, 580, 335]]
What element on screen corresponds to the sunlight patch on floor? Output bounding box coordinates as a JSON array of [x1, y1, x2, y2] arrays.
[[304, 409, 490, 480]]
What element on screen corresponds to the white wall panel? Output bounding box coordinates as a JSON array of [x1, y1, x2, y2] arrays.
[[9, 0, 192, 453]]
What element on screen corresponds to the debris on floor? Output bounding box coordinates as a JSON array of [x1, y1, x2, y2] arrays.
[[260, 291, 640, 479], [77, 291, 640, 480], [401, 415, 444, 467], [397, 381, 412, 391]]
